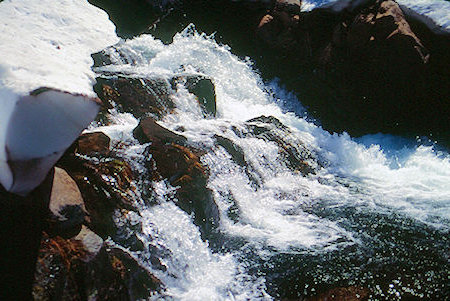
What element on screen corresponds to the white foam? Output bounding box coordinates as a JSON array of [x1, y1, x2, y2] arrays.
[[94, 25, 450, 298], [103, 25, 450, 234], [116, 181, 271, 301]]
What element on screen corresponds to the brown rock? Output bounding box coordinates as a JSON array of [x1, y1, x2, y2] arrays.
[[33, 231, 159, 301], [133, 116, 187, 145], [340, 0, 429, 67], [96, 77, 174, 120], [76, 132, 111, 156], [144, 135, 219, 235], [47, 167, 87, 238]]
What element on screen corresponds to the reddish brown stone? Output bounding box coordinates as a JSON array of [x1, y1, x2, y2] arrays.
[[76, 132, 111, 156]]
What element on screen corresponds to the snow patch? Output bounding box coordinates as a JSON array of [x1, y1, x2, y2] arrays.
[[0, 0, 118, 194]]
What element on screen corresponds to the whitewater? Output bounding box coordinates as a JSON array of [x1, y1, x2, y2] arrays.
[[90, 26, 450, 299], [1, 0, 449, 299]]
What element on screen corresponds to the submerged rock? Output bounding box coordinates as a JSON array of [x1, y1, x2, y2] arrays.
[[305, 286, 370, 300], [137, 119, 220, 235], [245, 116, 318, 175]]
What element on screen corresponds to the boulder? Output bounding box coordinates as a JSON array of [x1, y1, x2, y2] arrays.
[[256, 0, 301, 51], [47, 167, 87, 238], [325, 0, 429, 69], [253, 0, 450, 140], [32, 231, 161, 300], [95, 77, 174, 120], [76, 132, 111, 156], [133, 116, 187, 145], [58, 153, 136, 238], [245, 116, 317, 175], [171, 75, 217, 117], [142, 129, 220, 236]]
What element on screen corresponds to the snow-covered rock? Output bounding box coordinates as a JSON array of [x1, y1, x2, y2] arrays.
[[0, 0, 119, 195]]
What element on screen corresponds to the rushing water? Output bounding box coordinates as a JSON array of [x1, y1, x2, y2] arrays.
[[90, 26, 449, 300]]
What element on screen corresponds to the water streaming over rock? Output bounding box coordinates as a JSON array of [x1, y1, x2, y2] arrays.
[[89, 25, 449, 300]]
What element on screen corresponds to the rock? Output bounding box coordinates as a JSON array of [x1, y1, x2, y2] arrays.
[[133, 116, 187, 145], [328, 0, 429, 68], [305, 286, 370, 300], [76, 132, 111, 156], [171, 75, 217, 117], [253, 0, 450, 140], [144, 137, 220, 236], [47, 167, 87, 238], [95, 77, 174, 120], [73, 225, 104, 258], [58, 153, 136, 238], [275, 0, 301, 15], [256, 1, 300, 51], [33, 231, 160, 300], [245, 116, 317, 175]]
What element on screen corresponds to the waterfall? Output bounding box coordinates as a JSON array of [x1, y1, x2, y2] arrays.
[[87, 26, 450, 299]]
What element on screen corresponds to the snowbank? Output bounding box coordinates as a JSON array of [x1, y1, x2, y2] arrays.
[[0, 0, 119, 194]]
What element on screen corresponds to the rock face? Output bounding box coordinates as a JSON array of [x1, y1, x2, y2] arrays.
[[255, 0, 450, 141]]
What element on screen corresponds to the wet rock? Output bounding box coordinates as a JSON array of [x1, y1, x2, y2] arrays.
[[133, 116, 187, 145], [76, 132, 111, 156], [47, 167, 87, 238], [252, 0, 450, 140], [144, 137, 220, 236], [95, 76, 174, 120], [245, 116, 317, 175], [171, 75, 217, 117], [57, 154, 136, 238], [305, 286, 370, 300], [256, 1, 300, 52], [33, 231, 161, 300]]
